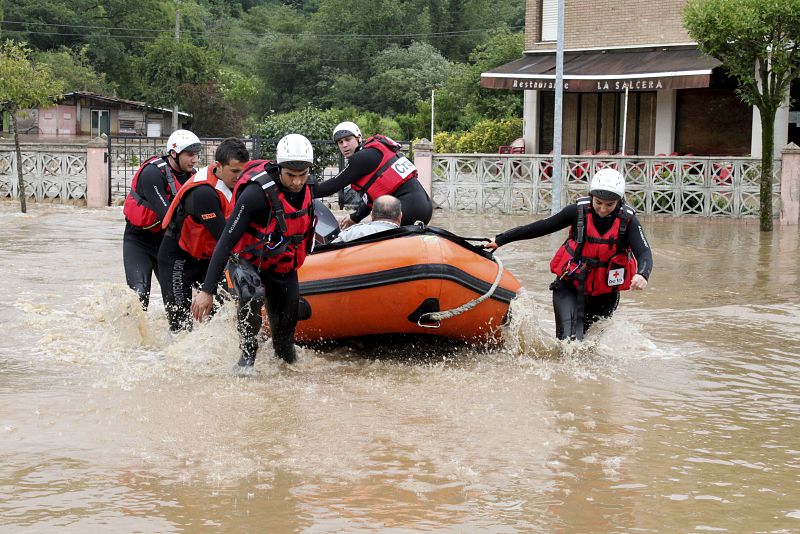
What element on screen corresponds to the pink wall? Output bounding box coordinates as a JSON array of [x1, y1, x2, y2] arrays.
[[38, 105, 77, 136]]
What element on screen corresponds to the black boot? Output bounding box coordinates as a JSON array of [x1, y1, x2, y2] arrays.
[[272, 335, 297, 364], [237, 337, 258, 367]]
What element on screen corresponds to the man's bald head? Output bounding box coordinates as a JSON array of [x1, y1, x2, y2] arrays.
[[371, 195, 402, 224]]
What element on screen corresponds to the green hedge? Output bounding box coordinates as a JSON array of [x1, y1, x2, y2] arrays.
[[433, 118, 522, 153]]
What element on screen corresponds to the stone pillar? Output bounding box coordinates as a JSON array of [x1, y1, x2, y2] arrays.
[[654, 89, 676, 155], [86, 136, 109, 208], [780, 143, 800, 225], [523, 90, 539, 153], [413, 138, 433, 197]]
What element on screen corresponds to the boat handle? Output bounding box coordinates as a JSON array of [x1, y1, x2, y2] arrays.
[[417, 317, 441, 329]]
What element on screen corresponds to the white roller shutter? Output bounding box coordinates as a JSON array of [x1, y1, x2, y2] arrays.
[[541, 0, 557, 42]]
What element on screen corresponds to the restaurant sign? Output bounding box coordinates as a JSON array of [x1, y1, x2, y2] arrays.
[[481, 75, 711, 92]]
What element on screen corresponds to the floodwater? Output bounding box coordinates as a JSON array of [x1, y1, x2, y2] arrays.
[[1, 201, 799, 533]]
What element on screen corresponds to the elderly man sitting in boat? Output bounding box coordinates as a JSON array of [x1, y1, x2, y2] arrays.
[[333, 195, 402, 243]]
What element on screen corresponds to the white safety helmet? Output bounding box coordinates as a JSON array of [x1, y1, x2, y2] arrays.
[[166, 129, 202, 156], [332, 121, 362, 142], [589, 168, 625, 201], [276, 134, 314, 170]]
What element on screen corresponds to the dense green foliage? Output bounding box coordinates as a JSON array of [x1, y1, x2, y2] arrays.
[[684, 0, 800, 231], [2, 0, 525, 150]]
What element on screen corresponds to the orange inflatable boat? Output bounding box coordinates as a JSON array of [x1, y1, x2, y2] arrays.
[[293, 225, 523, 344]]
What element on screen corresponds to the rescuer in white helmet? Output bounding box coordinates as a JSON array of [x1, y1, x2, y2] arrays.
[[158, 138, 250, 332], [313, 121, 433, 229], [192, 134, 316, 372], [122, 128, 201, 309], [485, 167, 653, 341]]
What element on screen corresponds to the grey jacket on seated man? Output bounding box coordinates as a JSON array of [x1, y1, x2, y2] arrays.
[[333, 195, 402, 243]]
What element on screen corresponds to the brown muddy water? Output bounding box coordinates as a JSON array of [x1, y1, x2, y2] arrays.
[[0, 202, 799, 533]]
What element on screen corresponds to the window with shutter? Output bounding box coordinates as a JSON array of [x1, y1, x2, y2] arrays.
[[541, 0, 557, 42]]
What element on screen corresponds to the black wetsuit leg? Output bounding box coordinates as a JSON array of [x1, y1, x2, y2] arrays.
[[552, 279, 621, 340], [157, 236, 209, 332], [394, 179, 433, 225], [234, 269, 299, 365], [236, 290, 264, 366], [584, 292, 620, 331], [123, 223, 163, 310], [263, 270, 300, 364], [551, 278, 580, 340]]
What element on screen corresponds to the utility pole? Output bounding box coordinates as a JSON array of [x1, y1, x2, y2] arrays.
[[551, 0, 565, 214], [172, 9, 180, 132], [430, 87, 436, 141]]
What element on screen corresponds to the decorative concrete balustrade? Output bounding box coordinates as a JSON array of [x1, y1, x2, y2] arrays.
[[413, 140, 795, 223], [0, 142, 89, 202], [2, 137, 798, 224]]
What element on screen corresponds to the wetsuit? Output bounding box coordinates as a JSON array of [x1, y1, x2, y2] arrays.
[[495, 202, 653, 340], [122, 160, 193, 309], [157, 174, 231, 332], [312, 144, 433, 226], [200, 171, 310, 364]]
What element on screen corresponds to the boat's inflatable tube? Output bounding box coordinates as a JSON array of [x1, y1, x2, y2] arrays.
[[291, 225, 523, 343]]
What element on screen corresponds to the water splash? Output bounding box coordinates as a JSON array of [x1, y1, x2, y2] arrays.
[[503, 289, 560, 358], [502, 288, 664, 370]]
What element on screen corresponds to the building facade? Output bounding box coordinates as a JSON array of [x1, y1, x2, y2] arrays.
[[2, 91, 189, 138], [481, 0, 797, 159]]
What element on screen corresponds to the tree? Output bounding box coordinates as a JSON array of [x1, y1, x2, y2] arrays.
[[684, 0, 800, 231], [177, 81, 243, 137], [217, 67, 260, 119], [34, 47, 118, 95], [365, 42, 452, 115], [139, 34, 219, 108], [83, 0, 172, 99], [2, 0, 88, 50], [0, 40, 65, 213], [397, 31, 523, 135], [253, 106, 340, 168]]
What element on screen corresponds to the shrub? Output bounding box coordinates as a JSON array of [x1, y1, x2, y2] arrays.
[[253, 106, 339, 168], [434, 131, 459, 153], [434, 118, 523, 153]]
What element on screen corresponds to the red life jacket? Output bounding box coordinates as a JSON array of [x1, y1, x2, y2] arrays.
[[161, 166, 233, 259], [350, 135, 417, 207], [231, 160, 315, 273], [549, 197, 638, 296], [123, 156, 191, 232]]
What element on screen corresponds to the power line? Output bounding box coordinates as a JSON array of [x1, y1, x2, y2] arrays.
[[1, 20, 167, 33], [0, 28, 157, 40], [0, 19, 523, 42]]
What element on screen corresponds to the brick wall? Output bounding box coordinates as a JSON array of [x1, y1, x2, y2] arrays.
[[526, 0, 691, 50]]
